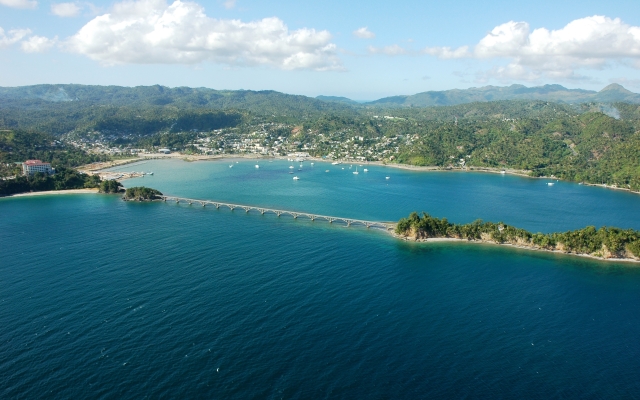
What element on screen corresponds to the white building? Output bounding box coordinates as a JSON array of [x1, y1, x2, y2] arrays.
[[22, 160, 54, 175]]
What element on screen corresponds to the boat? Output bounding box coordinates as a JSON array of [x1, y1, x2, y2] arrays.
[[255, 164, 260, 169], [311, 163, 314, 166], [293, 176, 300, 180], [353, 166, 359, 175], [500, 170, 506, 174], [331, 162, 340, 165], [289, 171, 293, 174], [300, 164, 303, 168], [385, 176, 390, 180], [325, 170, 329, 172], [298, 168, 302, 171], [289, 165, 294, 169], [148, 172, 154, 175], [547, 182, 555, 186], [229, 165, 233, 168], [363, 169, 368, 172]]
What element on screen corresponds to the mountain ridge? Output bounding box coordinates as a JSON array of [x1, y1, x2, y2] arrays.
[[320, 84, 640, 107]]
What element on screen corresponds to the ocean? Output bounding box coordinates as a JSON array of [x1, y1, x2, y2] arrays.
[[2, 159, 639, 398]]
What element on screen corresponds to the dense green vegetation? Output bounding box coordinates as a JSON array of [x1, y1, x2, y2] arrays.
[[123, 186, 163, 201], [0, 167, 101, 196], [99, 179, 123, 194], [0, 129, 108, 172], [396, 212, 640, 260]]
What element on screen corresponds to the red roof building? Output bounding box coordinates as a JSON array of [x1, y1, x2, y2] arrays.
[[22, 160, 54, 175]]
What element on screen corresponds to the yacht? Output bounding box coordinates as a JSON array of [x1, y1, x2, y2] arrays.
[[547, 182, 555, 186], [293, 176, 300, 180], [289, 165, 294, 169], [363, 169, 368, 172], [385, 176, 390, 180]]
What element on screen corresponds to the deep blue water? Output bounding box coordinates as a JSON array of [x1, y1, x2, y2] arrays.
[[2, 159, 640, 398]]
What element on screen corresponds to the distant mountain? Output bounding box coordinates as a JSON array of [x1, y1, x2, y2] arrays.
[[0, 84, 354, 116], [315, 95, 360, 105], [365, 84, 640, 107]]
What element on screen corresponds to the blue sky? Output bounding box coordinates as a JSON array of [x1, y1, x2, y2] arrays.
[[1, 0, 640, 99]]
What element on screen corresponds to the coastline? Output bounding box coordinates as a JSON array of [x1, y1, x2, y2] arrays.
[[2, 188, 99, 198], [391, 232, 640, 264]]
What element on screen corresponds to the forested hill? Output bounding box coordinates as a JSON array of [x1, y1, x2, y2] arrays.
[[0, 84, 357, 136], [359, 83, 640, 107], [0, 84, 353, 116]]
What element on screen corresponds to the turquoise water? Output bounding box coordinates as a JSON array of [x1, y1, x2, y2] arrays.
[[119, 158, 640, 232], [2, 159, 640, 398]]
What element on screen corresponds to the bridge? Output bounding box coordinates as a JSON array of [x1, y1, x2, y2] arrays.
[[159, 195, 395, 230]]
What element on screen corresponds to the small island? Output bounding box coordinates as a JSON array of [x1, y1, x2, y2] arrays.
[[395, 212, 640, 262], [122, 186, 163, 201]]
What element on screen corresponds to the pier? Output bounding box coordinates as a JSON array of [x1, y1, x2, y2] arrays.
[[160, 195, 395, 230]]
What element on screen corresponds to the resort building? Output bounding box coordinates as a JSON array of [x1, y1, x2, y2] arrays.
[[22, 160, 54, 176]]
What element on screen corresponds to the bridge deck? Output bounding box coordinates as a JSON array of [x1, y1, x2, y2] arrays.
[[159, 195, 395, 230]]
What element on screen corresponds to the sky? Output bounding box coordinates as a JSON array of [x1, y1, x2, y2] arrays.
[[1, 0, 640, 100]]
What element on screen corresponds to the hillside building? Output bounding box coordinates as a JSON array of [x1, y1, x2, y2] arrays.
[[22, 160, 54, 176]]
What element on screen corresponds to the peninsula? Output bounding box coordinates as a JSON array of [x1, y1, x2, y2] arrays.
[[395, 212, 640, 262]]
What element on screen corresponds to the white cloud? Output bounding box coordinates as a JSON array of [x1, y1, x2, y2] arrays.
[[66, 0, 341, 70], [423, 46, 469, 59], [223, 0, 235, 9], [0, 0, 37, 9], [425, 15, 640, 81], [51, 2, 81, 17], [21, 35, 57, 52], [368, 44, 407, 56], [0, 27, 31, 48], [353, 27, 374, 39]]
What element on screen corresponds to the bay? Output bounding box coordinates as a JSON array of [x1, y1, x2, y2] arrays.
[[2, 159, 640, 398]]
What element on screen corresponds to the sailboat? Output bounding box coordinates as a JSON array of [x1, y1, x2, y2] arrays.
[[353, 166, 359, 175]]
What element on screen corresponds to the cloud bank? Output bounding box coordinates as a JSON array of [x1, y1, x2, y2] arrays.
[[65, 0, 341, 70], [0, 27, 31, 48], [51, 2, 82, 17], [0, 0, 37, 9], [425, 15, 640, 81]]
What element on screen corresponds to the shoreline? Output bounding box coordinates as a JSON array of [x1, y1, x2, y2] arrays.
[[2, 188, 99, 198], [391, 232, 640, 264]]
